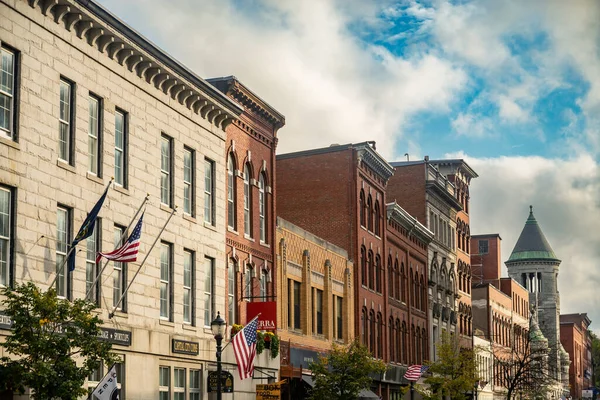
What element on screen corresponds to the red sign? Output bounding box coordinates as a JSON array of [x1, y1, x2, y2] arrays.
[[247, 301, 277, 331]]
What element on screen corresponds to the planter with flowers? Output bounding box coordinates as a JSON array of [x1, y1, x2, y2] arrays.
[[230, 324, 243, 339]]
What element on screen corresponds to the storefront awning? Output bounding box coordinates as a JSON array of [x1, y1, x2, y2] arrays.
[[358, 389, 380, 399], [301, 375, 315, 387]]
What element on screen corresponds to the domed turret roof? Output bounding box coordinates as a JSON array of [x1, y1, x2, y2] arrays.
[[507, 206, 560, 263]]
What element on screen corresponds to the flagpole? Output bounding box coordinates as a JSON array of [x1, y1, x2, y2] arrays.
[[48, 247, 80, 290], [84, 194, 149, 302], [221, 313, 261, 353], [109, 206, 177, 318]]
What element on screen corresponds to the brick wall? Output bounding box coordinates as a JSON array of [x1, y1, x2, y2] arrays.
[[386, 163, 427, 224]]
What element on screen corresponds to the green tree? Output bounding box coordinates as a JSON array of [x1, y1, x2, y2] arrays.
[[591, 332, 600, 388], [308, 340, 386, 400], [0, 282, 119, 400], [423, 332, 478, 400]]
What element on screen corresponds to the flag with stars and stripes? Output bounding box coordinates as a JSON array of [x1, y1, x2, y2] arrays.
[[96, 213, 144, 264], [404, 365, 428, 381], [232, 316, 259, 380]]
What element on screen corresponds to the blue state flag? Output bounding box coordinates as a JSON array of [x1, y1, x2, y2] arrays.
[[68, 183, 110, 271]]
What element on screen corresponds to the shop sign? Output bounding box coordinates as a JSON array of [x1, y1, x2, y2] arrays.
[[289, 347, 323, 369], [172, 339, 199, 355], [247, 301, 277, 331], [256, 381, 284, 400], [207, 370, 234, 393]]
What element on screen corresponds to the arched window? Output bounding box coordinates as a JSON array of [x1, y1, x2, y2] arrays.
[[421, 328, 427, 362], [374, 201, 381, 236], [368, 251, 374, 290], [227, 154, 236, 229], [367, 195, 373, 232], [389, 317, 395, 362], [243, 164, 252, 237], [376, 313, 383, 359], [420, 276, 425, 311], [394, 259, 400, 300], [416, 327, 422, 364], [411, 269, 417, 307], [400, 263, 407, 303], [258, 173, 267, 243], [375, 255, 382, 293], [259, 268, 267, 300], [228, 259, 237, 324], [360, 190, 366, 227], [361, 247, 367, 287], [395, 319, 401, 362], [401, 321, 407, 364], [388, 256, 394, 299], [245, 264, 253, 299], [362, 308, 367, 346], [369, 310, 376, 355], [411, 324, 416, 364]]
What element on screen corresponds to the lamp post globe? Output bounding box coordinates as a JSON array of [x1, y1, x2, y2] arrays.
[[211, 312, 226, 400]]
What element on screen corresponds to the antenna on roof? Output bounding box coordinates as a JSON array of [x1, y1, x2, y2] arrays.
[[404, 153, 409, 161]]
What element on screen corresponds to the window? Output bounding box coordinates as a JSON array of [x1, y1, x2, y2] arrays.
[[258, 173, 267, 243], [259, 269, 267, 300], [360, 246, 366, 286], [361, 308, 367, 346], [367, 196, 373, 231], [315, 289, 323, 335], [160, 135, 173, 207], [88, 362, 103, 395], [56, 206, 70, 298], [59, 79, 73, 163], [0, 187, 13, 287], [159, 366, 170, 400], [204, 159, 214, 224], [359, 190, 365, 227], [228, 261, 236, 324], [374, 201, 380, 236], [245, 265, 253, 299], [183, 148, 194, 216], [160, 243, 172, 320], [174, 368, 185, 400], [114, 360, 125, 399], [227, 154, 236, 229], [183, 250, 194, 325], [375, 255, 381, 293], [0, 45, 17, 139], [243, 164, 252, 237], [478, 239, 489, 255], [335, 296, 343, 340], [85, 221, 99, 303], [189, 370, 200, 400], [113, 225, 126, 311], [114, 109, 127, 187], [88, 94, 101, 175], [293, 280, 301, 330], [204, 257, 214, 326]]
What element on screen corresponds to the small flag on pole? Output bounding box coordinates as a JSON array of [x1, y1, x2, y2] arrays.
[[96, 213, 144, 264], [68, 183, 110, 271], [232, 316, 259, 380], [91, 364, 119, 400], [404, 365, 428, 381]]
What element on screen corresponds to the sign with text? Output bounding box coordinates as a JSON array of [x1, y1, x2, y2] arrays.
[[206, 371, 234, 393], [172, 339, 199, 355], [256, 380, 285, 400], [247, 301, 277, 331]]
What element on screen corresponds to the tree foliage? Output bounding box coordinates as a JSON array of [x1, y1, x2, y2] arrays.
[[591, 331, 600, 388], [308, 340, 386, 400], [0, 282, 119, 400], [422, 332, 478, 400]]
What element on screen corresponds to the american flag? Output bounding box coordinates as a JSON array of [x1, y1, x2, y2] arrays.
[[404, 365, 428, 381], [96, 213, 144, 264], [232, 316, 259, 380]]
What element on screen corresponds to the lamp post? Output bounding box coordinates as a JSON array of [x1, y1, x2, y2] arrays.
[[211, 312, 226, 400], [473, 380, 479, 400]]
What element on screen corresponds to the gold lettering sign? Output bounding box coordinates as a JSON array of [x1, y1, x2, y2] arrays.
[[172, 339, 199, 355]]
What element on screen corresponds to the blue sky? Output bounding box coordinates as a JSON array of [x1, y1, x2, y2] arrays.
[[97, 0, 600, 330]]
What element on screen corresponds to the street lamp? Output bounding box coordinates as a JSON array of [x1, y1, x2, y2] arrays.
[[473, 381, 479, 400], [211, 312, 226, 400]]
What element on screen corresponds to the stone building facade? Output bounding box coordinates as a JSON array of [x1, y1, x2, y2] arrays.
[[276, 217, 354, 399], [0, 0, 278, 398]]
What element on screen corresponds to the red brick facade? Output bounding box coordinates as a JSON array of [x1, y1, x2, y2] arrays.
[[560, 313, 593, 399]]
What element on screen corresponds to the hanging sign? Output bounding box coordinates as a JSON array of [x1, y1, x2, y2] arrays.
[[247, 301, 277, 330]]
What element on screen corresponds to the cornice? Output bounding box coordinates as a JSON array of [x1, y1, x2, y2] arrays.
[[386, 202, 434, 245], [355, 144, 394, 183], [22, 0, 243, 129]]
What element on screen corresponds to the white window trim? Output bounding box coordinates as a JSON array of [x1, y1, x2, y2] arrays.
[[114, 110, 126, 187], [183, 250, 193, 324], [88, 95, 100, 175], [58, 80, 72, 163], [204, 159, 213, 224], [0, 46, 15, 139], [113, 226, 125, 310], [0, 187, 11, 287], [227, 156, 235, 229], [160, 136, 171, 206], [204, 257, 214, 327], [160, 243, 171, 320], [56, 207, 69, 298]]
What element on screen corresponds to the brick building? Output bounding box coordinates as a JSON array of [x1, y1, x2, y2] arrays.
[[0, 0, 279, 398], [207, 76, 285, 326], [276, 217, 354, 399], [560, 313, 593, 399]]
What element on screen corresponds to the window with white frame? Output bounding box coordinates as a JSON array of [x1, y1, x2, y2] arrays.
[[56, 206, 70, 298], [113, 225, 126, 311], [159, 366, 170, 400], [0, 187, 12, 287], [204, 158, 214, 224], [88, 94, 101, 175], [259, 268, 267, 301], [204, 257, 214, 326], [85, 221, 99, 303], [243, 164, 251, 237], [59, 79, 73, 163], [0, 45, 16, 139], [174, 368, 185, 400], [160, 135, 172, 206], [160, 242, 172, 320], [259, 173, 267, 243], [245, 265, 253, 300], [114, 109, 127, 187], [183, 250, 194, 325], [183, 148, 194, 216], [227, 154, 235, 229], [228, 261, 236, 325], [189, 370, 200, 400]]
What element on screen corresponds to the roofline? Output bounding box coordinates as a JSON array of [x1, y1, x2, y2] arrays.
[[428, 159, 479, 178], [206, 76, 285, 128], [277, 217, 349, 259], [386, 202, 434, 244], [471, 233, 502, 240], [277, 143, 357, 160], [390, 160, 426, 167], [76, 0, 243, 115]]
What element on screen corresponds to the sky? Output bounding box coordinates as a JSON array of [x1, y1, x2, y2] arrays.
[[97, 0, 600, 331]]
